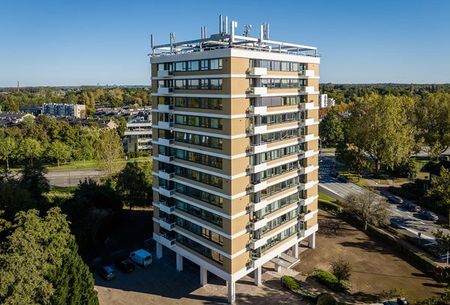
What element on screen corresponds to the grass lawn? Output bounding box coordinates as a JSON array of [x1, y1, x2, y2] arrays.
[[319, 192, 336, 204], [10, 157, 152, 172]]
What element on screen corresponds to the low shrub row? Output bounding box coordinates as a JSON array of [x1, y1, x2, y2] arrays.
[[310, 270, 347, 292], [281, 275, 317, 302]]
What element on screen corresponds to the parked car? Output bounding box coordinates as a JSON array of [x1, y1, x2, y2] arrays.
[[115, 258, 135, 273], [419, 210, 439, 221], [129, 249, 152, 267], [337, 175, 349, 183], [402, 202, 420, 212], [98, 265, 116, 280], [387, 195, 403, 205]]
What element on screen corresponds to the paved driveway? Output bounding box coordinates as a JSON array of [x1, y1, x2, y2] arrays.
[[95, 249, 303, 305]]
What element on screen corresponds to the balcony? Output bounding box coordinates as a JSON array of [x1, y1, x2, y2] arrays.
[[250, 143, 268, 154], [158, 104, 174, 112], [159, 138, 174, 146], [157, 87, 173, 95], [159, 121, 173, 129], [158, 199, 176, 214], [249, 87, 268, 96], [304, 70, 315, 77], [159, 170, 174, 181], [301, 102, 316, 110], [153, 232, 176, 248], [252, 180, 267, 193], [248, 67, 268, 76], [158, 154, 174, 163], [158, 186, 175, 197], [159, 216, 176, 231], [157, 70, 172, 78], [248, 124, 267, 135], [304, 86, 315, 94]]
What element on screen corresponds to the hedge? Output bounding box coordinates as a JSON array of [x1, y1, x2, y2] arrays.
[[281, 275, 317, 302], [310, 270, 347, 292]]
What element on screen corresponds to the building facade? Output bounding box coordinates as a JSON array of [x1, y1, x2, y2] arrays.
[[124, 111, 152, 155], [42, 103, 86, 118], [319, 93, 336, 108], [151, 20, 320, 303]]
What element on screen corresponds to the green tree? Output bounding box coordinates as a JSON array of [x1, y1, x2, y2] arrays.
[[19, 163, 50, 203], [432, 229, 450, 266], [427, 167, 450, 223], [116, 162, 151, 208], [343, 94, 416, 172], [0, 137, 17, 171], [416, 93, 450, 158], [18, 137, 44, 165], [47, 141, 72, 167], [330, 258, 352, 283], [0, 208, 98, 305], [95, 129, 124, 175], [319, 109, 344, 147]]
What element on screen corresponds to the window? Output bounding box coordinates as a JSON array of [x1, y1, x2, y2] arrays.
[[175, 132, 223, 151], [209, 79, 223, 90], [210, 59, 223, 70], [187, 79, 199, 89], [175, 115, 223, 129], [200, 60, 209, 70], [175, 62, 186, 72], [188, 61, 199, 71]]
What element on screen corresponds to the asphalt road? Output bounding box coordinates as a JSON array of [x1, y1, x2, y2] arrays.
[[46, 169, 103, 187], [318, 154, 449, 245]]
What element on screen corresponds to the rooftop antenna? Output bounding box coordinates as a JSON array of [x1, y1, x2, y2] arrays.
[[243, 24, 252, 37], [224, 16, 229, 34], [230, 20, 237, 43], [169, 32, 176, 52], [262, 23, 270, 40], [17, 81, 20, 92], [150, 34, 154, 55], [219, 15, 223, 33]]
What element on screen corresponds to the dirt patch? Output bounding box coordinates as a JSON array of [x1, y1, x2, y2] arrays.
[[295, 211, 446, 302]]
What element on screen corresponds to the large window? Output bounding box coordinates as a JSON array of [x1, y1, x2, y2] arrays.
[[159, 145, 223, 169], [250, 59, 307, 72], [252, 144, 304, 164], [161, 58, 223, 72], [175, 115, 223, 129], [175, 183, 223, 207], [175, 199, 223, 227], [258, 78, 307, 89], [259, 161, 301, 181], [176, 217, 224, 246], [176, 233, 224, 264], [251, 96, 307, 107], [261, 176, 303, 199], [172, 79, 223, 90], [174, 131, 223, 150], [174, 97, 223, 110], [175, 166, 223, 189], [260, 128, 299, 144]]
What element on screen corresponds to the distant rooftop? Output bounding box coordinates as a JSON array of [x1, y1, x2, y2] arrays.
[[151, 15, 319, 58]]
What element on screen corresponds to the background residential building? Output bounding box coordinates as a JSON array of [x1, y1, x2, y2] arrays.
[[42, 103, 86, 118], [124, 111, 152, 155]]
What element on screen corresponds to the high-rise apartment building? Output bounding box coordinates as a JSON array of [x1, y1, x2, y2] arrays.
[[151, 18, 320, 303]]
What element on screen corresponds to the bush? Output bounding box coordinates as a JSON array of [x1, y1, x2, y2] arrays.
[[311, 270, 347, 292], [316, 293, 337, 305], [330, 258, 352, 282], [281, 275, 300, 291]]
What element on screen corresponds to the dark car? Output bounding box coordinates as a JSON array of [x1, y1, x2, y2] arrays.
[[115, 259, 135, 273], [337, 175, 349, 183], [402, 202, 420, 212], [419, 210, 439, 221], [387, 195, 404, 205], [98, 265, 116, 280]]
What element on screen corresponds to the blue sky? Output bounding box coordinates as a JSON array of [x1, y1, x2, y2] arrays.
[[0, 0, 449, 86]]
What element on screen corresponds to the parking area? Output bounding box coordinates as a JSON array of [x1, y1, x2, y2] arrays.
[[294, 211, 446, 302], [95, 249, 303, 305]]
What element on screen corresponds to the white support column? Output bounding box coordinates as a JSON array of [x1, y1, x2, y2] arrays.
[[227, 280, 236, 304], [254, 266, 262, 286], [156, 242, 163, 259], [309, 232, 316, 249], [275, 263, 281, 273], [176, 253, 183, 271], [292, 243, 299, 259], [200, 266, 208, 286]]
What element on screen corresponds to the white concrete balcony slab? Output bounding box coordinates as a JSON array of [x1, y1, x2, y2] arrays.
[[250, 163, 268, 174], [159, 217, 176, 230], [304, 70, 315, 77], [158, 155, 174, 163], [159, 171, 174, 180], [250, 125, 267, 135], [304, 118, 316, 126], [158, 187, 175, 197], [159, 138, 174, 146], [157, 70, 172, 78], [253, 199, 268, 212], [158, 104, 173, 112], [252, 218, 268, 231], [303, 134, 316, 142], [252, 106, 268, 115], [157, 87, 172, 94], [158, 201, 175, 214], [251, 87, 268, 95], [153, 232, 176, 248], [304, 86, 315, 94], [302, 102, 316, 110], [159, 121, 173, 129], [249, 67, 268, 76], [251, 143, 268, 154], [250, 237, 267, 250], [303, 209, 317, 222], [252, 181, 268, 193]]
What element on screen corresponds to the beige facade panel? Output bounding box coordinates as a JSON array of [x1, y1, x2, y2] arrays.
[[308, 63, 320, 77], [308, 79, 320, 90], [306, 124, 319, 137], [230, 57, 250, 74]]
